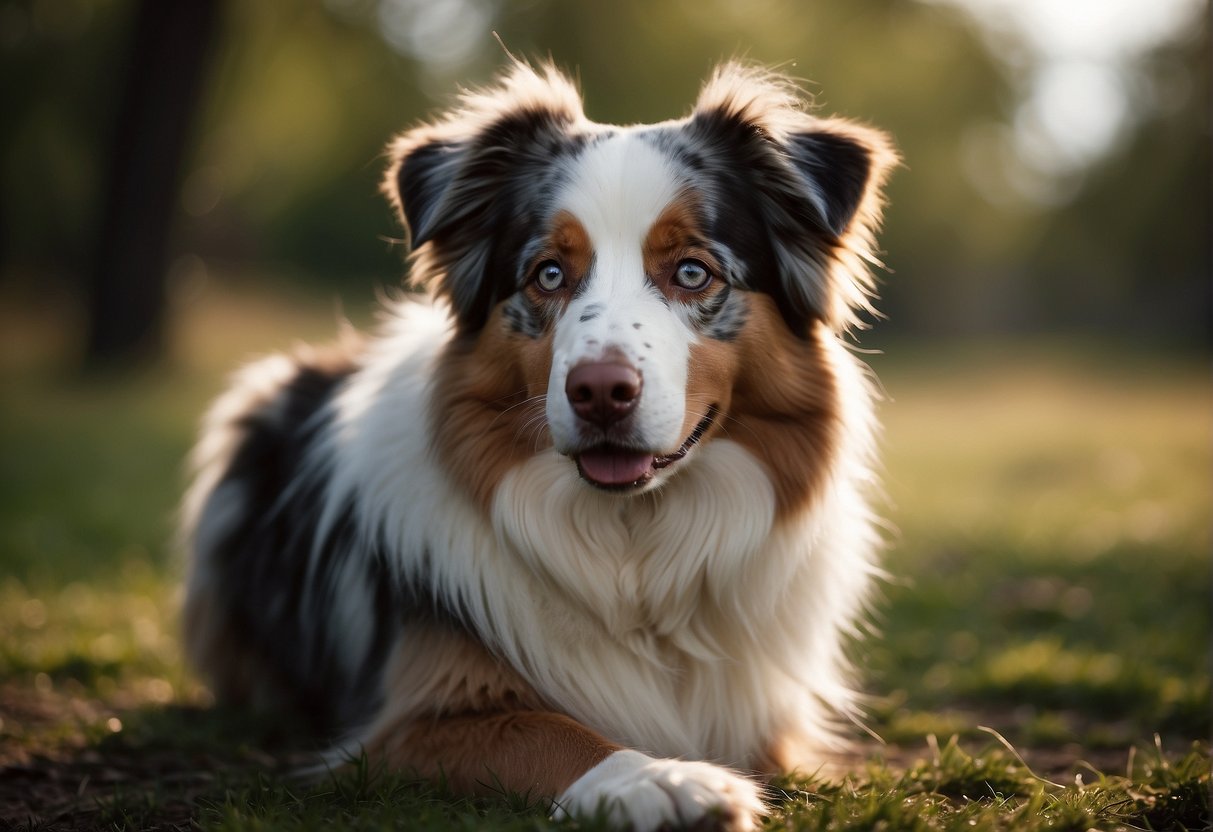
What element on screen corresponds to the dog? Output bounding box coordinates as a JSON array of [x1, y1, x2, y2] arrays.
[[181, 60, 895, 830]]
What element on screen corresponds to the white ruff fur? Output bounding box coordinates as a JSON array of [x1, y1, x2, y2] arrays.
[[315, 297, 881, 768]]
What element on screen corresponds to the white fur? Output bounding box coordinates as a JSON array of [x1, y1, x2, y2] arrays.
[[553, 749, 763, 831]]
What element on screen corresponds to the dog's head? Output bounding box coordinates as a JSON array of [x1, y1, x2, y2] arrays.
[[385, 62, 895, 504]]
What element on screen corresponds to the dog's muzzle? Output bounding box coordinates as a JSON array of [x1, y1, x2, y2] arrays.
[[563, 358, 716, 490]]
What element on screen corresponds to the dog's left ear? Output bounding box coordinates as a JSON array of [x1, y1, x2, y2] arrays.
[[783, 124, 888, 240], [690, 64, 898, 332]]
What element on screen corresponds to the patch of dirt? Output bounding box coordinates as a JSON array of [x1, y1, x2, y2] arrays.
[[1, 754, 212, 831], [0, 684, 299, 831]]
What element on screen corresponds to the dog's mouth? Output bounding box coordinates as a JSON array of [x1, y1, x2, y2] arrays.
[[574, 406, 718, 491]]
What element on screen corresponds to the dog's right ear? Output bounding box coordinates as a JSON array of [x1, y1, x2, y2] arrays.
[[383, 63, 587, 332]]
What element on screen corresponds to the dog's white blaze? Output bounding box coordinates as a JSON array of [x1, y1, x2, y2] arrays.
[[546, 133, 697, 455]]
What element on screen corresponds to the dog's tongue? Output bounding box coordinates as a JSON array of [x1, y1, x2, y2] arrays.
[[577, 449, 655, 487]]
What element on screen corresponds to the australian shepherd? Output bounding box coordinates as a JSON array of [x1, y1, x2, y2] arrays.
[[182, 61, 895, 829]]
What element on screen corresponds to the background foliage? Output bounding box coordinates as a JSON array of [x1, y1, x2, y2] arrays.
[[2, 0, 1209, 344]]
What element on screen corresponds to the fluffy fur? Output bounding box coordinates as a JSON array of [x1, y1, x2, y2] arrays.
[[182, 61, 896, 830]]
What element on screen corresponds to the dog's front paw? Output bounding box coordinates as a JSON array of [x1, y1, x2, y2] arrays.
[[552, 749, 763, 831]]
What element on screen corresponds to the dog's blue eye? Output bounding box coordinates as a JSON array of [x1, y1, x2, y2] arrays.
[[673, 259, 712, 291], [535, 261, 565, 292]]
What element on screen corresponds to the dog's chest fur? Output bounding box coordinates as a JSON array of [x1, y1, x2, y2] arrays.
[[308, 305, 875, 765]]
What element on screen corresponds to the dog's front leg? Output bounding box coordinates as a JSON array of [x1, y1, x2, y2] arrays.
[[371, 709, 763, 830], [372, 709, 616, 797], [356, 625, 762, 828]]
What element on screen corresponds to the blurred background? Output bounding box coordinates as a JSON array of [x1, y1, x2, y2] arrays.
[[0, 0, 1209, 802], [0, 0, 1208, 365]]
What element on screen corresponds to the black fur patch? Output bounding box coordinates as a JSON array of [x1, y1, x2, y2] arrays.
[[502, 292, 548, 338], [196, 353, 461, 733], [656, 117, 801, 330], [693, 282, 749, 341], [785, 132, 873, 237]]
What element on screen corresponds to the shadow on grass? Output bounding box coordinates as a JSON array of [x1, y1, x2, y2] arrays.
[[3, 701, 563, 831], [2, 688, 1210, 832], [2, 703, 319, 831]]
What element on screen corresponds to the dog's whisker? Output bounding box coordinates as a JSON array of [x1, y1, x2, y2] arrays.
[[488, 393, 548, 434], [513, 413, 550, 449]]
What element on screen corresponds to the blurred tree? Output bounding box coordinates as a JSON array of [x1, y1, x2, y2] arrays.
[[172, 2, 428, 284], [1, 0, 130, 287], [1027, 32, 1210, 342], [85, 0, 221, 366]]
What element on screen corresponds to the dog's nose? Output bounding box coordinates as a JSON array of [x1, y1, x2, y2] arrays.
[[566, 361, 642, 426]]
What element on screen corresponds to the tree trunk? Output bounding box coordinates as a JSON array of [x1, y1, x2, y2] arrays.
[[85, 0, 221, 367]]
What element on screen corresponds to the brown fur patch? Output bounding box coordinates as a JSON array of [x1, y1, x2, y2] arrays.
[[360, 625, 619, 796], [682, 294, 839, 519], [684, 336, 739, 442], [430, 305, 555, 513], [728, 296, 840, 517], [429, 214, 597, 513], [548, 212, 594, 286], [679, 293, 840, 517], [366, 624, 546, 723]]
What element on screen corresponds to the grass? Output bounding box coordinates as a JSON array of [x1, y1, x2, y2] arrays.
[[0, 281, 1208, 830]]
